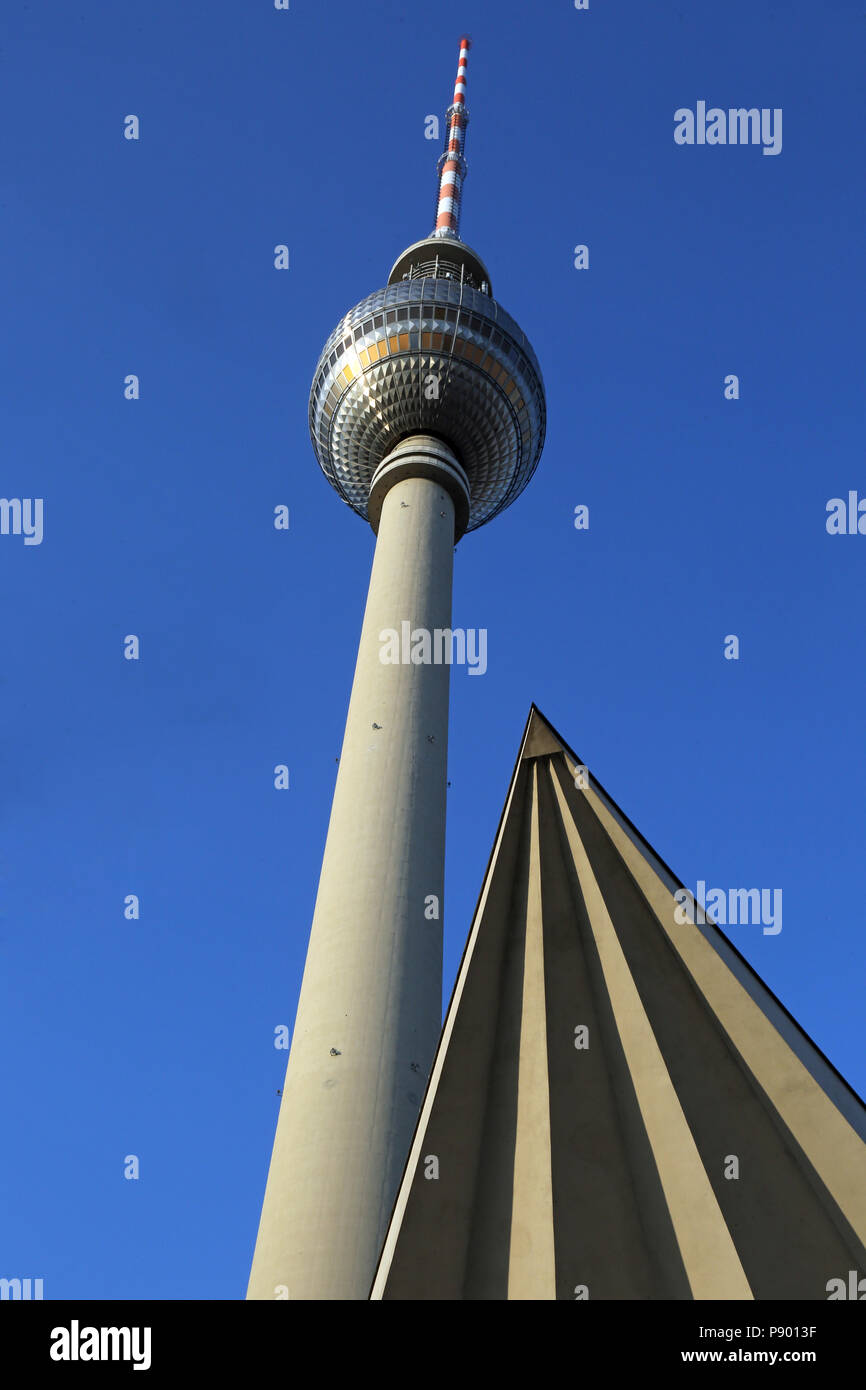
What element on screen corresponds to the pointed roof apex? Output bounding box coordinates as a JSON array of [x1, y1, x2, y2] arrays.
[[521, 704, 567, 761]]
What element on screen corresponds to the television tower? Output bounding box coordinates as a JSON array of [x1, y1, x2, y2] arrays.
[[247, 37, 546, 1301]]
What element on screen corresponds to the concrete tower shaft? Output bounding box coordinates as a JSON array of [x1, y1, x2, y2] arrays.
[[247, 440, 465, 1300]]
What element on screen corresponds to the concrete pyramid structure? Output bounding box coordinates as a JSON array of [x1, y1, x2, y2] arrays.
[[370, 707, 866, 1300]]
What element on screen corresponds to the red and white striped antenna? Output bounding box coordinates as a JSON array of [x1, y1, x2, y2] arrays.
[[432, 36, 472, 239]]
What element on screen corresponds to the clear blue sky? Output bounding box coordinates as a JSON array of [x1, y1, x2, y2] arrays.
[[2, 0, 863, 1299]]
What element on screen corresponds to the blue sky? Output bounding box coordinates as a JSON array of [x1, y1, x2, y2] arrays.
[[2, 0, 864, 1298]]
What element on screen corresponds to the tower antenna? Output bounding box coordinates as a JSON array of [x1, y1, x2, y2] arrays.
[[433, 35, 472, 239]]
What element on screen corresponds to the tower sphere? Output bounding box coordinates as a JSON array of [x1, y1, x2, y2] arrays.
[[309, 224, 546, 535]]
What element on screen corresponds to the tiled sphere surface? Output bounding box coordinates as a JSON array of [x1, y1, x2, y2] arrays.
[[309, 278, 546, 532]]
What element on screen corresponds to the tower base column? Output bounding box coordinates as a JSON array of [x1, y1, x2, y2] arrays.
[[247, 436, 468, 1300]]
